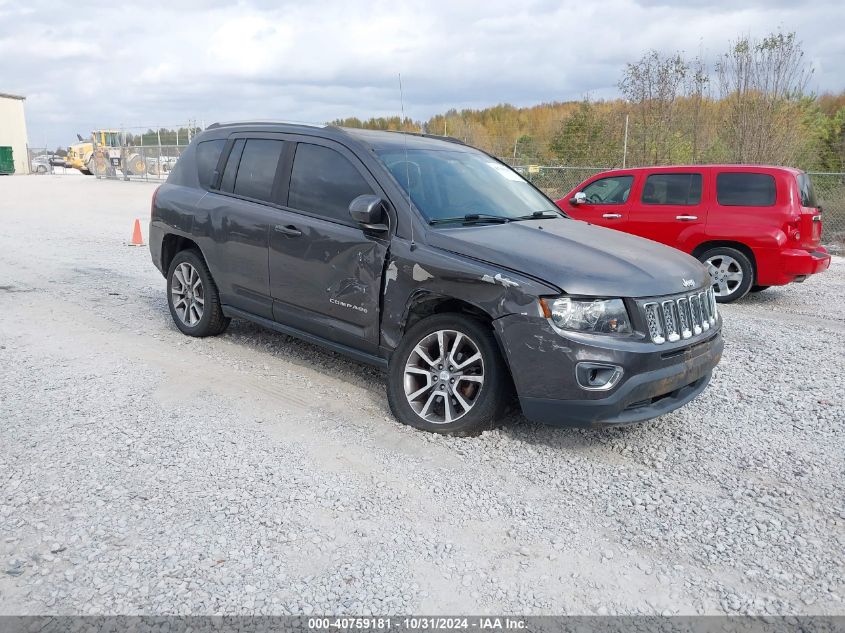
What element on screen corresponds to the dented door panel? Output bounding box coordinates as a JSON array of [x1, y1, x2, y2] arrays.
[[269, 210, 387, 348]]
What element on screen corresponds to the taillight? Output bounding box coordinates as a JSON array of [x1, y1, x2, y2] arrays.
[[785, 219, 801, 242], [151, 185, 160, 219]]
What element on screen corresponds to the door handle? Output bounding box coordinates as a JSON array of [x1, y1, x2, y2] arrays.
[[675, 215, 698, 221], [274, 224, 302, 237], [602, 213, 623, 219]]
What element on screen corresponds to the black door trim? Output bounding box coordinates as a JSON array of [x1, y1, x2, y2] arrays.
[[222, 305, 388, 369]]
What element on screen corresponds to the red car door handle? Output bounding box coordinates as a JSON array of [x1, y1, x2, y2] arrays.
[[602, 213, 623, 219], [675, 215, 698, 221]]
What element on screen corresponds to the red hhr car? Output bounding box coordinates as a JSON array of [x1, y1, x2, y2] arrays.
[[556, 165, 831, 302]]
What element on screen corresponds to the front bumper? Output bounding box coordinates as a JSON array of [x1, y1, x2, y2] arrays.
[[494, 314, 723, 428]]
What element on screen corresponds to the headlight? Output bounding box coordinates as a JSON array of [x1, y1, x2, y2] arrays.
[[540, 297, 632, 335]]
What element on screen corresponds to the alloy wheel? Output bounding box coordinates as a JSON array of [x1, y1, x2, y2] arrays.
[[706, 254, 743, 298], [171, 262, 204, 326], [403, 329, 485, 424]]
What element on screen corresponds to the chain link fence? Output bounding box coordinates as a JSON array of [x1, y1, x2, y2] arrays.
[[805, 172, 845, 246], [25, 143, 845, 246], [510, 164, 845, 246], [28, 145, 184, 181]]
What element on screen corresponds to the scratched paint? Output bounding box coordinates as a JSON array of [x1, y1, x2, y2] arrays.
[[412, 264, 434, 282], [481, 273, 520, 288], [384, 260, 398, 289]]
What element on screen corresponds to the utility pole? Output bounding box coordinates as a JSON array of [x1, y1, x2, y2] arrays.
[[622, 114, 629, 169]]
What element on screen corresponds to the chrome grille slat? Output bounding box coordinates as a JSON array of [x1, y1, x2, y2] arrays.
[[640, 287, 718, 344], [708, 290, 718, 324], [677, 298, 692, 339], [689, 295, 703, 335], [697, 292, 710, 331], [643, 302, 665, 344], [661, 300, 680, 342]]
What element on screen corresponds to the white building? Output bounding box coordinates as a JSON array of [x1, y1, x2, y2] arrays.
[[0, 92, 29, 174]]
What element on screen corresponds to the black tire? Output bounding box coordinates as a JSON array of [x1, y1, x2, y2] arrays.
[[166, 249, 230, 337], [127, 154, 146, 175], [698, 247, 754, 303], [386, 313, 509, 435], [88, 157, 103, 177], [750, 285, 770, 293], [36, 165, 48, 173]]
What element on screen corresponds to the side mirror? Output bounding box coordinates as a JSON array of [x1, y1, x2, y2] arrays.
[[349, 195, 388, 231], [569, 191, 587, 205]]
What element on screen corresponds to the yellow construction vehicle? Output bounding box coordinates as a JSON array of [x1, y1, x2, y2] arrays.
[[65, 130, 146, 176]]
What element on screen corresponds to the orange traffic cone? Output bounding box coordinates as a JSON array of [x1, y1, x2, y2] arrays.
[[129, 218, 145, 246]]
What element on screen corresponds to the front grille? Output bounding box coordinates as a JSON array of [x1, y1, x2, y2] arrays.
[[642, 287, 717, 345]]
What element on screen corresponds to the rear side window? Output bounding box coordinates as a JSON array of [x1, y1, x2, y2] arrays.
[[797, 173, 817, 207], [642, 173, 702, 205], [717, 173, 776, 206], [220, 139, 245, 192], [580, 175, 633, 204], [195, 139, 225, 189], [233, 139, 285, 202], [288, 143, 374, 222]]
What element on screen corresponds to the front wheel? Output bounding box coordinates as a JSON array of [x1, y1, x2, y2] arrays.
[[699, 247, 754, 303], [166, 249, 230, 337], [387, 314, 509, 435]]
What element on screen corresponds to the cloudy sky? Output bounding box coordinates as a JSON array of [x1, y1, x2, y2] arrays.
[[2, 0, 843, 149]]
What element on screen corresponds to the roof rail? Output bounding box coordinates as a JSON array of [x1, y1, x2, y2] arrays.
[[375, 129, 466, 146], [207, 120, 326, 130]]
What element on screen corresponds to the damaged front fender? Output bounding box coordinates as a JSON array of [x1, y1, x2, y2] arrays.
[[380, 239, 556, 352]]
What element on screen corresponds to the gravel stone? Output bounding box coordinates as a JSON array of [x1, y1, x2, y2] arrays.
[[0, 176, 843, 615]]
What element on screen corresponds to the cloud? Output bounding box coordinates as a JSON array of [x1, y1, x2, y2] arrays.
[[2, 0, 843, 148]]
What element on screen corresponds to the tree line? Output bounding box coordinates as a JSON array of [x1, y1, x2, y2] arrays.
[[332, 31, 845, 172]]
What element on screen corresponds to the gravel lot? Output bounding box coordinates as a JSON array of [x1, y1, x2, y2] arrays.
[[1, 175, 843, 616]]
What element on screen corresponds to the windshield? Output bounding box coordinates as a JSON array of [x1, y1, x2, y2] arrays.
[[376, 147, 559, 222]]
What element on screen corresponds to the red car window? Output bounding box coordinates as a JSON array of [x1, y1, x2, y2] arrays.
[[641, 173, 702, 206], [581, 175, 633, 204]]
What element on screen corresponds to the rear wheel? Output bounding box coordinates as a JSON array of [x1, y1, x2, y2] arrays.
[[387, 314, 508, 435], [166, 250, 230, 337], [699, 247, 754, 303]]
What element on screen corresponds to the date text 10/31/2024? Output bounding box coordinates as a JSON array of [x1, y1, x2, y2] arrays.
[[307, 617, 528, 630]]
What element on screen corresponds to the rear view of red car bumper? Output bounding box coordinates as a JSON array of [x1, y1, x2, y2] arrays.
[[756, 246, 831, 285]]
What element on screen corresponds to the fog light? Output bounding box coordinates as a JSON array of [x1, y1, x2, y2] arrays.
[[576, 362, 623, 391]]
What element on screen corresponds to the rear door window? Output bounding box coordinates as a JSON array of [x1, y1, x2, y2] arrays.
[[641, 173, 702, 205], [716, 173, 776, 206], [196, 139, 225, 190], [580, 175, 634, 204], [233, 139, 285, 203], [288, 143, 374, 223]]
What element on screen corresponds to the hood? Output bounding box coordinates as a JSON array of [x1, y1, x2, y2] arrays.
[[426, 218, 710, 297]]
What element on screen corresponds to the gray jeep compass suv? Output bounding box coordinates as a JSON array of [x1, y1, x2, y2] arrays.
[[150, 122, 723, 434]]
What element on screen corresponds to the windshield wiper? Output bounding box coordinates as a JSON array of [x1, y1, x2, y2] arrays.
[[429, 213, 511, 225], [511, 210, 562, 221]]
